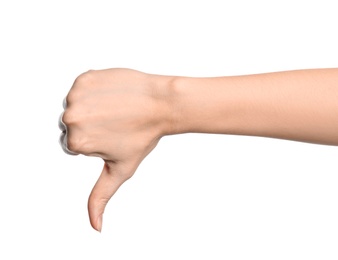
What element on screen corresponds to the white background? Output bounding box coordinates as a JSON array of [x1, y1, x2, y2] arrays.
[[1, 0, 338, 259]]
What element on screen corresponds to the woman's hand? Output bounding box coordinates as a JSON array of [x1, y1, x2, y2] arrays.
[[59, 68, 175, 232], [60, 67, 338, 232]]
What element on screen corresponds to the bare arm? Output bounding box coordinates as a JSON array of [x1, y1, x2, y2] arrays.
[[59, 68, 338, 232], [170, 68, 338, 146]]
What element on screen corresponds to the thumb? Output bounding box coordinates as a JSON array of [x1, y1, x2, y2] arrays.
[[88, 160, 133, 232]]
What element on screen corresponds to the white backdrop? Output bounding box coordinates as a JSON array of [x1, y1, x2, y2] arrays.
[[1, 0, 338, 259]]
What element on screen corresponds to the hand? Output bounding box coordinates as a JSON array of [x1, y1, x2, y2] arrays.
[[60, 67, 338, 232], [59, 68, 174, 231]]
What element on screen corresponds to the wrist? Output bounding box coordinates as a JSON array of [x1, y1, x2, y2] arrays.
[[146, 73, 179, 137], [163, 75, 209, 135], [163, 75, 245, 136], [152, 73, 242, 137], [165, 76, 191, 135]]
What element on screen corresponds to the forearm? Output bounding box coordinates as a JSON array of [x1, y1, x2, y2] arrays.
[[168, 68, 338, 146]]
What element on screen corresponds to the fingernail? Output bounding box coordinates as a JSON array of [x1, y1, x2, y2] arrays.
[[97, 214, 103, 233]]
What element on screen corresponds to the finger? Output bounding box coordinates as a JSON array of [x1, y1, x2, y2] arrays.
[[88, 161, 133, 232], [59, 111, 79, 155], [59, 131, 74, 155], [59, 130, 79, 155], [63, 96, 67, 109], [58, 112, 66, 132]]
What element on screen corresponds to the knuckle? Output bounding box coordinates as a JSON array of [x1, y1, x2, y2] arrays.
[[66, 136, 79, 153], [62, 108, 84, 127], [94, 197, 109, 208], [66, 85, 83, 105], [66, 70, 96, 105], [67, 136, 82, 153], [67, 134, 91, 154], [65, 69, 97, 107], [62, 110, 75, 126], [74, 70, 95, 86], [65, 92, 77, 105]]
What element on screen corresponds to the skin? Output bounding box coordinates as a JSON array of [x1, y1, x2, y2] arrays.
[[59, 68, 338, 232]]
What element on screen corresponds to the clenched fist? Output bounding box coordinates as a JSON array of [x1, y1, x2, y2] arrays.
[[59, 68, 176, 231]]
